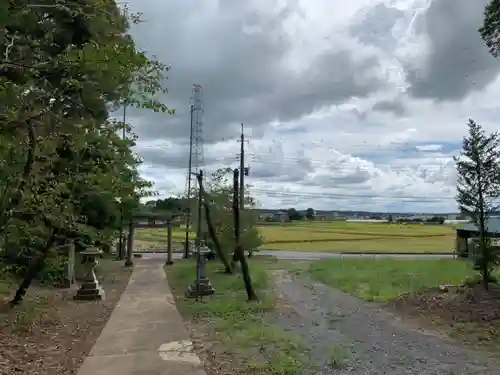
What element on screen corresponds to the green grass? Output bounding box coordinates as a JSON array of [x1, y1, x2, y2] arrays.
[[0, 279, 11, 297], [0, 276, 51, 331], [165, 259, 311, 374], [137, 221, 456, 254], [327, 344, 351, 369], [308, 258, 474, 301]]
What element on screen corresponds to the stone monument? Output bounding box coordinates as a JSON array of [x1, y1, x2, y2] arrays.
[[74, 247, 105, 301], [186, 246, 215, 298], [56, 241, 75, 288]]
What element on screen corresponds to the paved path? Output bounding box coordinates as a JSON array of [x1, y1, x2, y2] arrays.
[[77, 258, 206, 375]]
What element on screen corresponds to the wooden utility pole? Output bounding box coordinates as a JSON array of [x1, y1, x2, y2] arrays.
[[239, 123, 245, 211], [165, 220, 173, 265], [195, 170, 204, 302], [125, 220, 134, 267], [238, 124, 252, 256], [233, 168, 258, 301]]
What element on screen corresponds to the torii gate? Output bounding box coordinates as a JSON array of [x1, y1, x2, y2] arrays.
[[115, 212, 184, 265]]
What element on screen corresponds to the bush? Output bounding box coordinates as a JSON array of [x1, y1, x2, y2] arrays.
[[38, 254, 66, 286], [463, 273, 498, 288]]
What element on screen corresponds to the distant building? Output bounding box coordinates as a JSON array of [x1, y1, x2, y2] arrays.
[[455, 217, 500, 256], [272, 211, 289, 222]]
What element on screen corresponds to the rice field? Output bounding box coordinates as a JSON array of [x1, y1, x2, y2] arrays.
[[134, 221, 456, 253]]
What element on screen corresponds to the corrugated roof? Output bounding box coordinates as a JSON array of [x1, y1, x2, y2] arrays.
[[456, 217, 500, 234]]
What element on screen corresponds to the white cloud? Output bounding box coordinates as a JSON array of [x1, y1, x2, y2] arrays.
[[128, 0, 500, 213]]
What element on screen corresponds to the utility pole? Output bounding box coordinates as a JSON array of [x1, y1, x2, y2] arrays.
[[165, 220, 173, 266], [232, 168, 258, 301], [184, 104, 194, 259], [238, 123, 250, 210], [237, 123, 251, 255]]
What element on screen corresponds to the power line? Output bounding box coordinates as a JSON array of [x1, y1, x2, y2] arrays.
[[249, 188, 456, 201], [193, 154, 455, 173], [237, 123, 250, 211]]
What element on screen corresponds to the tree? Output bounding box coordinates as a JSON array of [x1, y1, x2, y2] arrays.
[[480, 0, 500, 58], [195, 172, 232, 273], [305, 208, 315, 220], [146, 197, 186, 213], [191, 168, 262, 259], [455, 119, 500, 290], [287, 208, 302, 221], [1, 2, 171, 304]]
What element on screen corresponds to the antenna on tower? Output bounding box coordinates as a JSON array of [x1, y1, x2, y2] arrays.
[[183, 84, 204, 258]]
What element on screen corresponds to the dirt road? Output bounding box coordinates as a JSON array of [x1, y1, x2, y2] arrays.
[[272, 270, 500, 375]]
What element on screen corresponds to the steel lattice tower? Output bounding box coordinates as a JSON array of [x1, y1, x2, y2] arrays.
[[184, 84, 205, 198], [191, 84, 205, 172], [183, 84, 204, 257]]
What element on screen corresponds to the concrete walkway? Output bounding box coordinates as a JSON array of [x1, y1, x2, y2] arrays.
[[77, 259, 206, 375]]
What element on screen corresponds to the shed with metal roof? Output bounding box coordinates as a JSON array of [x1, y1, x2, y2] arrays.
[[455, 217, 500, 257]]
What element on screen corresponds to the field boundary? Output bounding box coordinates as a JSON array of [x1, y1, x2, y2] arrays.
[[131, 249, 455, 256], [318, 251, 454, 256], [263, 234, 449, 245], [257, 250, 454, 256]]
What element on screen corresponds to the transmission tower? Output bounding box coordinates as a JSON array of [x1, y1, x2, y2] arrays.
[[191, 84, 205, 172], [183, 84, 204, 258]]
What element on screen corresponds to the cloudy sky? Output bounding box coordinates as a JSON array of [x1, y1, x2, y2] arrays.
[[126, 0, 500, 213]]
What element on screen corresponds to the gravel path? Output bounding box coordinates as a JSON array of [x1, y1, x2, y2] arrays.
[[272, 270, 500, 375]]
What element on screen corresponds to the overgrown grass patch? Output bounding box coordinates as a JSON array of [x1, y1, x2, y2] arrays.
[[0, 279, 51, 332], [165, 259, 311, 374], [308, 258, 474, 301]]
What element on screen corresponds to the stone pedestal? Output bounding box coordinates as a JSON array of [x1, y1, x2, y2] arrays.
[[186, 277, 215, 298], [74, 247, 105, 301], [186, 247, 215, 298]]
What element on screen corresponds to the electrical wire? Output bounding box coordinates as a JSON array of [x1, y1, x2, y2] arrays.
[[168, 133, 461, 209], [248, 188, 455, 201]]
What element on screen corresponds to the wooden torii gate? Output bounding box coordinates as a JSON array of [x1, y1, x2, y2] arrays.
[[115, 212, 184, 264]]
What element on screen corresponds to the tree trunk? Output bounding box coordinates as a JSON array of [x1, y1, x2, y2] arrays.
[[232, 169, 258, 301], [477, 164, 489, 290], [203, 201, 232, 273], [10, 230, 57, 306], [236, 244, 258, 301], [125, 221, 134, 267], [479, 211, 489, 290]]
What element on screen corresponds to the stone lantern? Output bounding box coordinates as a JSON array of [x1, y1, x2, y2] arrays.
[[74, 247, 105, 301], [186, 245, 215, 298]]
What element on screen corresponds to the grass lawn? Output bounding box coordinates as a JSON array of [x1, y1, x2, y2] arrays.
[[307, 258, 473, 301], [136, 221, 456, 253], [164, 258, 311, 374]]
